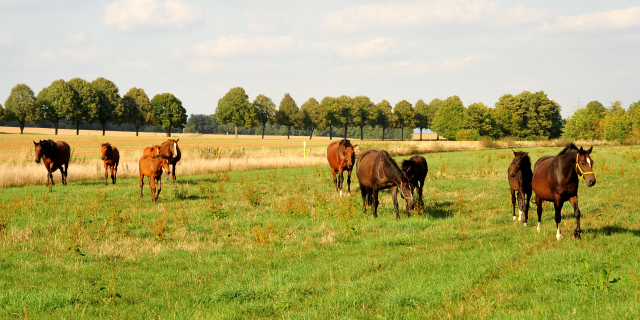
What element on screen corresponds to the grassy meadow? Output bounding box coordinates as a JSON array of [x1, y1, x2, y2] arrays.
[[0, 133, 640, 319]]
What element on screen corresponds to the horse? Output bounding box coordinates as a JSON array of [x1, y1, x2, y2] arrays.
[[33, 140, 70, 186], [327, 139, 357, 196], [100, 143, 120, 185], [508, 151, 532, 224], [139, 155, 171, 202], [159, 139, 181, 181], [143, 145, 161, 157], [401, 155, 428, 207], [532, 143, 596, 240], [357, 150, 415, 219]]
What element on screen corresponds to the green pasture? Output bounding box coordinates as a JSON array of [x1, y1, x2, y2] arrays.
[[1, 146, 640, 319]]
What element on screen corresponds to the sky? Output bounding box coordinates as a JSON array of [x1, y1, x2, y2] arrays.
[[1, 0, 639, 119]]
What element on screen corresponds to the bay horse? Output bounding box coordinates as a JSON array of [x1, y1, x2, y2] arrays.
[[100, 143, 120, 185], [159, 139, 181, 181], [401, 155, 428, 207], [33, 140, 70, 186], [357, 150, 415, 219], [508, 151, 532, 224], [143, 145, 161, 157], [139, 155, 171, 202], [327, 139, 357, 196], [532, 143, 596, 240]]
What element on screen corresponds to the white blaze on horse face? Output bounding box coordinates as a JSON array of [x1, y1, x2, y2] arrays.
[[587, 157, 591, 167]]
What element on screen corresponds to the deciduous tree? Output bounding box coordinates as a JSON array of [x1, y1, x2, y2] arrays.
[[335, 95, 353, 138], [414, 99, 429, 140], [118, 87, 155, 136], [275, 93, 299, 139], [320, 96, 339, 140], [42, 80, 78, 135], [298, 97, 321, 139], [467, 102, 494, 137], [371, 100, 396, 140], [253, 94, 276, 139], [4, 84, 39, 134], [352, 95, 373, 140], [151, 93, 187, 137], [67, 78, 99, 135], [432, 96, 471, 140], [217, 87, 256, 138], [394, 100, 415, 141], [92, 77, 120, 136]]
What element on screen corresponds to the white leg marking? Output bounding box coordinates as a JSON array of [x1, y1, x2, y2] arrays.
[[513, 215, 516, 220], [524, 222, 528, 226], [537, 222, 541, 232], [556, 226, 562, 240], [340, 190, 343, 197], [518, 210, 523, 221]]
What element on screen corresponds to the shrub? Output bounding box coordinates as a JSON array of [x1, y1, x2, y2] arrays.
[[455, 129, 479, 141]]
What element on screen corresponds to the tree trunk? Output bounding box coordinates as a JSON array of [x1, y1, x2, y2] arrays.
[[382, 127, 385, 141], [329, 125, 333, 140], [401, 126, 404, 141], [166, 125, 172, 137], [55, 122, 59, 135], [235, 124, 238, 138], [135, 124, 140, 137], [287, 126, 291, 139], [360, 126, 364, 140], [309, 128, 314, 140], [262, 123, 266, 139], [101, 122, 106, 136], [20, 122, 24, 134], [344, 124, 348, 139], [420, 128, 423, 141], [76, 123, 80, 135]]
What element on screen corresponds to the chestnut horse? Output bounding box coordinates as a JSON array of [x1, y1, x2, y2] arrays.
[[143, 145, 161, 157], [100, 143, 120, 185], [357, 150, 415, 219], [33, 140, 70, 186], [508, 151, 532, 224], [139, 155, 171, 202], [401, 155, 428, 206], [327, 139, 357, 196], [159, 139, 181, 181], [532, 143, 596, 240]]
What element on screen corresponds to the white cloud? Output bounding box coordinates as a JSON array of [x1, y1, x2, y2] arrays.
[[440, 55, 475, 70], [22, 45, 114, 68], [103, 0, 203, 32], [323, 0, 548, 32], [540, 5, 640, 32], [340, 38, 396, 59], [193, 36, 301, 56]]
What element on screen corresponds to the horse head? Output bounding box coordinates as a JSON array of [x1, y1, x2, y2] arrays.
[[399, 173, 415, 210], [401, 159, 414, 180], [508, 150, 529, 178], [100, 143, 112, 160], [344, 144, 357, 168], [160, 155, 172, 175], [576, 146, 596, 187], [33, 140, 45, 163]]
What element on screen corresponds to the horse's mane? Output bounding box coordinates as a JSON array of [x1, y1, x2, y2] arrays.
[[557, 143, 578, 156], [338, 139, 353, 148], [520, 154, 531, 167], [379, 151, 406, 180]]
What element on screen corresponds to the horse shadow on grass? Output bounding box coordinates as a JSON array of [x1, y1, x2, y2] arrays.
[[419, 201, 454, 219], [586, 225, 640, 237]]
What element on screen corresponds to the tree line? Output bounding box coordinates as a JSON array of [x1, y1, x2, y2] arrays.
[[0, 80, 187, 136], [563, 100, 640, 142]]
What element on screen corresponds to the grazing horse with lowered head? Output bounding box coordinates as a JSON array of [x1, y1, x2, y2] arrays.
[[143, 145, 161, 157], [327, 139, 357, 196], [532, 143, 596, 240], [101, 143, 120, 185], [357, 150, 415, 219], [159, 139, 181, 181], [34, 140, 70, 186], [139, 155, 171, 202], [401, 155, 428, 207], [508, 151, 532, 224]]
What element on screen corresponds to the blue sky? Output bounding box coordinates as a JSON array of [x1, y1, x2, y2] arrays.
[[1, 0, 639, 118]]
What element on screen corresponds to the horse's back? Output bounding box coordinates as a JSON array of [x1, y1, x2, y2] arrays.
[[410, 155, 428, 180], [326, 141, 340, 168], [356, 150, 380, 187], [532, 155, 555, 201], [112, 147, 120, 163], [55, 141, 71, 164]]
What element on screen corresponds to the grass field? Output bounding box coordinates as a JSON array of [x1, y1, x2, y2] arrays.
[[1, 134, 640, 319]]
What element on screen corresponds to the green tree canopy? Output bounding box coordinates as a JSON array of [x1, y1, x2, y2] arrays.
[[627, 100, 640, 134], [585, 100, 606, 115], [0, 102, 3, 119], [253, 94, 276, 139], [275, 93, 299, 139], [352, 95, 373, 140], [185, 114, 217, 134], [394, 100, 414, 141], [298, 97, 321, 139], [43, 79, 78, 135], [335, 95, 353, 138], [4, 83, 39, 134], [467, 102, 494, 137], [320, 96, 339, 139], [493, 91, 563, 139], [91, 77, 120, 136], [563, 104, 605, 140], [118, 87, 155, 136], [432, 96, 471, 140], [67, 78, 99, 135], [217, 87, 257, 138], [371, 99, 396, 140], [600, 101, 632, 141], [151, 93, 187, 137], [414, 99, 429, 140]]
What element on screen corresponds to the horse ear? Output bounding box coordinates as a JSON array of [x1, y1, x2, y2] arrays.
[[352, 144, 357, 148], [175, 138, 179, 142], [34, 140, 37, 145], [512, 150, 515, 156], [587, 146, 593, 154], [523, 152, 529, 156]]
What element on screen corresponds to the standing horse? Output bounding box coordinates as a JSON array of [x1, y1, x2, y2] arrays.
[[401, 155, 428, 207], [33, 140, 70, 186], [357, 150, 415, 219], [139, 155, 171, 202], [159, 139, 181, 181], [143, 145, 161, 157], [327, 139, 357, 196], [101, 143, 120, 185], [508, 151, 532, 224], [532, 143, 596, 240]]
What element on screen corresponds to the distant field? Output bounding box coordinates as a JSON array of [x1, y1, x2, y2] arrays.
[[0, 142, 639, 318]]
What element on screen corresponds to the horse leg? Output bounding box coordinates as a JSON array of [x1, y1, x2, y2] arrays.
[[517, 191, 524, 222], [156, 176, 162, 200], [346, 169, 352, 196], [63, 163, 68, 185], [536, 196, 542, 232], [172, 163, 176, 181], [418, 180, 424, 207], [569, 196, 581, 239], [330, 168, 338, 192], [140, 175, 144, 198], [391, 185, 400, 219], [338, 169, 344, 197], [360, 185, 368, 213], [372, 188, 380, 218], [524, 191, 531, 226], [510, 188, 516, 220], [113, 163, 118, 184], [150, 177, 157, 202], [104, 163, 109, 186], [554, 199, 563, 240]]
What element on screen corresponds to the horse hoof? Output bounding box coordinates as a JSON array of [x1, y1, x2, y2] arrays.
[[556, 234, 562, 241], [524, 223, 527, 227], [512, 216, 516, 220], [574, 232, 581, 239]]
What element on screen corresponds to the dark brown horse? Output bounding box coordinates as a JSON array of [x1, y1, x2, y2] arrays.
[[508, 151, 532, 224], [33, 140, 70, 186], [143, 145, 161, 157], [532, 143, 596, 240], [139, 155, 171, 202], [101, 143, 120, 185], [159, 139, 181, 181], [357, 150, 415, 219], [327, 139, 357, 196], [401, 155, 428, 207]]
